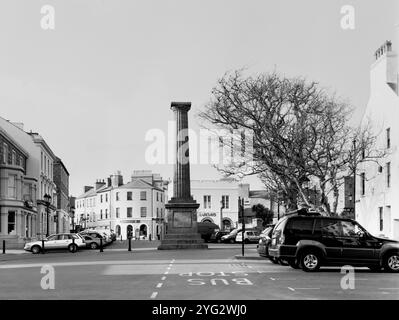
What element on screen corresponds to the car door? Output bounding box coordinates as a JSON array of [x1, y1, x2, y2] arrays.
[[53, 234, 68, 249], [340, 220, 376, 263], [318, 219, 344, 261], [45, 235, 59, 249]]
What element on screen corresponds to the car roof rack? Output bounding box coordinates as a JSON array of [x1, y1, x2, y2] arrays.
[[285, 208, 321, 217]]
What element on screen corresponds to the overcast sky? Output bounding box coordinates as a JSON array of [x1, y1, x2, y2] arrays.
[[0, 0, 397, 197]]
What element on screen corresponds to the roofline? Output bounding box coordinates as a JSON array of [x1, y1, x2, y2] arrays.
[[0, 127, 29, 158], [54, 157, 70, 176]]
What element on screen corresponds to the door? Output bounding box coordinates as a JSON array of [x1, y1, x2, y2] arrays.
[[340, 220, 376, 263], [319, 219, 344, 261], [45, 234, 60, 249]]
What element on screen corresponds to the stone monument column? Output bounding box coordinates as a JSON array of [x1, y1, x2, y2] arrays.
[[158, 102, 207, 250]]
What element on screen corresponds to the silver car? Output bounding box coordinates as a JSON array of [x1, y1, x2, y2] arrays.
[[24, 233, 85, 254]]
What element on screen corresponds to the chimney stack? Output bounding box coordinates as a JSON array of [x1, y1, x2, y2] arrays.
[[84, 186, 94, 193], [95, 179, 106, 190]]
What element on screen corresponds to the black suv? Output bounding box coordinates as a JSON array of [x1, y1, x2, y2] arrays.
[[268, 212, 399, 272]]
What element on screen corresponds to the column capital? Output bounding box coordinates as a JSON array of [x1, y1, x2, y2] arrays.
[[171, 102, 191, 112]]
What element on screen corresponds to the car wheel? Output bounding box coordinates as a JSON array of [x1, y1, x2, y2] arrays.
[[217, 239, 221, 243], [383, 252, 399, 273], [68, 244, 78, 253], [230, 239, 235, 244], [31, 245, 41, 254], [90, 242, 98, 250], [287, 259, 301, 269], [300, 251, 321, 272]]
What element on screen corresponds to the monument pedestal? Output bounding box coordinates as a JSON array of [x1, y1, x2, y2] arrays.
[[158, 200, 208, 250]]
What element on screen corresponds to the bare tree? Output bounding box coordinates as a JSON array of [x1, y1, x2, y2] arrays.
[[198, 70, 386, 214]]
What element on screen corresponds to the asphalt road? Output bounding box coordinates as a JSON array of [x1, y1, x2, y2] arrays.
[[0, 245, 398, 300]]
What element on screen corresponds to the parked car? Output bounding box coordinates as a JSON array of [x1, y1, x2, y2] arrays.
[[24, 233, 85, 254], [209, 230, 230, 243], [221, 229, 242, 243], [81, 234, 102, 249], [235, 230, 260, 243], [79, 230, 109, 245], [268, 210, 399, 272], [257, 225, 275, 257]]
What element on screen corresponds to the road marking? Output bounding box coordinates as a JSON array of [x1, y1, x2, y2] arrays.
[[270, 277, 276, 281], [378, 288, 399, 290], [161, 276, 166, 281], [156, 283, 163, 288], [164, 271, 169, 275], [294, 288, 320, 290], [150, 292, 158, 299], [288, 287, 295, 292]]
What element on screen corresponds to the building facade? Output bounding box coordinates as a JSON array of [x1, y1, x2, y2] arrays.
[[0, 127, 38, 245], [53, 157, 70, 233], [76, 171, 168, 240], [191, 179, 277, 230], [356, 35, 399, 240], [0, 117, 71, 244]]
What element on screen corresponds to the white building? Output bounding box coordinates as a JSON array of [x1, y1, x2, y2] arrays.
[[191, 179, 277, 230], [76, 171, 168, 240], [356, 30, 399, 239], [0, 118, 64, 243]]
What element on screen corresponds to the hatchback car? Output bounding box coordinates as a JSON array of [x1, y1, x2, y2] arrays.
[[81, 234, 102, 249], [24, 233, 85, 254], [236, 230, 260, 243], [268, 211, 399, 272], [221, 229, 242, 243]]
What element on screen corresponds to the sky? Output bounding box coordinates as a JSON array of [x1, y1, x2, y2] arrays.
[[0, 0, 397, 197]]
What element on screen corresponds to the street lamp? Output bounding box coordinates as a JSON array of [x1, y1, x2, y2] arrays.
[[43, 193, 52, 237]]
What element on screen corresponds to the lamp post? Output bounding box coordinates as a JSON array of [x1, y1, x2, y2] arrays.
[[43, 193, 52, 237]]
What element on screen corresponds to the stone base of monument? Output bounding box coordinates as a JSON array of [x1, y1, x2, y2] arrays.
[[157, 200, 208, 250]]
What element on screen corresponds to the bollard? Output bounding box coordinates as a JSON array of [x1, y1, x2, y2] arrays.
[[120, 235, 123, 242], [42, 239, 45, 254], [2, 240, 5, 254], [128, 237, 132, 252], [100, 238, 103, 252], [149, 234, 152, 241]]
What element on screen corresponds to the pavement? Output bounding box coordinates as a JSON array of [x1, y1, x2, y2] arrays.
[[0, 244, 398, 300]]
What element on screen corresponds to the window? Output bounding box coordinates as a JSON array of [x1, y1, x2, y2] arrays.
[[116, 192, 120, 201], [286, 218, 314, 236], [100, 195, 103, 203], [156, 208, 159, 217], [41, 151, 43, 170], [156, 192, 159, 201], [127, 207, 132, 218], [105, 209, 108, 219], [100, 210, 103, 220], [222, 195, 229, 209], [360, 172, 366, 196], [387, 128, 391, 149], [106, 194, 108, 202], [116, 208, 120, 218], [387, 162, 391, 188], [8, 212, 15, 234], [341, 221, 365, 237], [11, 150, 16, 165], [127, 192, 132, 201], [321, 219, 342, 237], [8, 175, 16, 199], [203, 195, 211, 209], [378, 166, 383, 173], [2, 143, 8, 164], [140, 191, 147, 200], [140, 207, 147, 218], [379, 207, 383, 231], [161, 193, 163, 202]]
